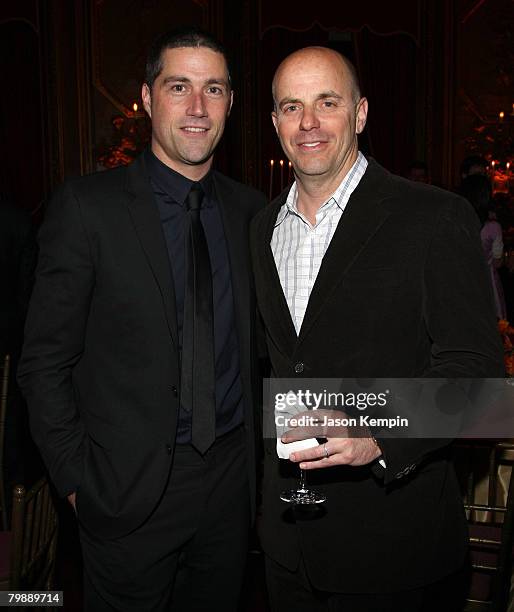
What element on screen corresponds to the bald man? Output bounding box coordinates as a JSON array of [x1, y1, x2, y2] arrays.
[[250, 47, 503, 611]]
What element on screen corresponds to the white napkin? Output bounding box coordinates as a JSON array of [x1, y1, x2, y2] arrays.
[[276, 436, 319, 459], [275, 390, 320, 459]]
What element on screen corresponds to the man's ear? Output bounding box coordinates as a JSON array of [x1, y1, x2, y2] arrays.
[[355, 97, 368, 135], [271, 111, 278, 135], [142, 83, 152, 118], [227, 89, 234, 117]]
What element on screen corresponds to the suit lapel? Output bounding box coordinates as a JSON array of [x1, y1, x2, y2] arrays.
[[259, 193, 299, 356], [297, 160, 393, 345], [125, 155, 179, 348], [213, 174, 251, 350]]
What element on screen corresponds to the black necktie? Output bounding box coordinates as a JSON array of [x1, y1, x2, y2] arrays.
[[181, 183, 216, 454]]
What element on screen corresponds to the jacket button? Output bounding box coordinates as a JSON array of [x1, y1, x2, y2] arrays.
[[165, 444, 172, 455], [294, 362, 304, 374], [171, 386, 178, 397]]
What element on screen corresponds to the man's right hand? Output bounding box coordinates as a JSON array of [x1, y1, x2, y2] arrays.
[[67, 492, 77, 512]]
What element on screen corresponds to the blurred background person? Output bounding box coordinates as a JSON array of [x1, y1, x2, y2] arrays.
[[460, 174, 507, 320], [460, 155, 488, 182]]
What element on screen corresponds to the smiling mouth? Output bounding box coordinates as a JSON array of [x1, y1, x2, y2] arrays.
[[182, 127, 208, 133], [297, 141, 328, 150]]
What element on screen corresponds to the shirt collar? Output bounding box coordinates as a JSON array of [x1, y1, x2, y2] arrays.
[[275, 151, 368, 227], [145, 148, 214, 207]]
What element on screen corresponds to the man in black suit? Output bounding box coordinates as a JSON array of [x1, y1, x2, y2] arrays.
[[250, 47, 504, 612], [19, 27, 265, 611]]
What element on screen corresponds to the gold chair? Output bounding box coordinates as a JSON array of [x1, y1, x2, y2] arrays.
[[0, 354, 10, 530], [0, 476, 59, 590], [454, 441, 514, 611]]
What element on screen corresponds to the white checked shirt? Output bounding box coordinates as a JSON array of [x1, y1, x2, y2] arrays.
[[271, 152, 368, 334]]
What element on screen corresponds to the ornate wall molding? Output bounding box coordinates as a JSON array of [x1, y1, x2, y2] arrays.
[[259, 3, 420, 44]]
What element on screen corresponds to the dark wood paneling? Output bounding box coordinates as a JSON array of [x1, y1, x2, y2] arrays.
[[0, 18, 45, 212]]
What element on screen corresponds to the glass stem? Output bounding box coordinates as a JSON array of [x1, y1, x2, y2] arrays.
[[299, 469, 306, 491]]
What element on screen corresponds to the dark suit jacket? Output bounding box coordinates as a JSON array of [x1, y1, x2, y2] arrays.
[[250, 159, 504, 593], [18, 154, 266, 539]]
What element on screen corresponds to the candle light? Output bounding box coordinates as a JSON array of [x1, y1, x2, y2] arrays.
[[269, 159, 274, 200], [133, 102, 138, 113], [288, 160, 292, 183], [507, 162, 511, 171], [492, 160, 496, 168], [280, 159, 284, 191], [499, 111, 505, 121]]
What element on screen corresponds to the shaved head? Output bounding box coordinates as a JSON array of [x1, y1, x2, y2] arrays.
[[272, 47, 361, 110], [270, 44, 368, 193]]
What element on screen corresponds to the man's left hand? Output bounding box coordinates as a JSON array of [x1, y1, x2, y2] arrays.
[[286, 437, 382, 469], [280, 408, 382, 469]]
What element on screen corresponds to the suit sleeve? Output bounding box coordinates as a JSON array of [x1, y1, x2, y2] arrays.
[[375, 195, 505, 485], [422, 196, 504, 377], [18, 182, 94, 497], [249, 201, 269, 357]]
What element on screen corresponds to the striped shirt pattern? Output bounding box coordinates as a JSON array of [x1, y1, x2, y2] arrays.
[[271, 152, 368, 334]]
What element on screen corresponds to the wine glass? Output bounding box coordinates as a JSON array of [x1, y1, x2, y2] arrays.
[[280, 467, 326, 505]]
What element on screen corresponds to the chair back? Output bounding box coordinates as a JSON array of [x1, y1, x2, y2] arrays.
[[0, 354, 10, 530], [455, 441, 514, 611], [9, 477, 59, 590]]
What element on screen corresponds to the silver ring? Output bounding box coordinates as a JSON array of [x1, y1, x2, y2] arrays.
[[323, 443, 330, 459]]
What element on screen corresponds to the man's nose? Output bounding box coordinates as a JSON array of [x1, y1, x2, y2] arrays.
[[299, 106, 320, 131], [187, 92, 207, 117]]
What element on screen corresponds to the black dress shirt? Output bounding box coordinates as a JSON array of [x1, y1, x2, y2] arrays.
[[145, 149, 243, 443]]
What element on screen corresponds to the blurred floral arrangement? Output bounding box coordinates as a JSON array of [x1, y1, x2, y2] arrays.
[[498, 319, 514, 375], [96, 111, 150, 169]]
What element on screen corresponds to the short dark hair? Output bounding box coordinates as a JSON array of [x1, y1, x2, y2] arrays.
[[144, 26, 231, 89]]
